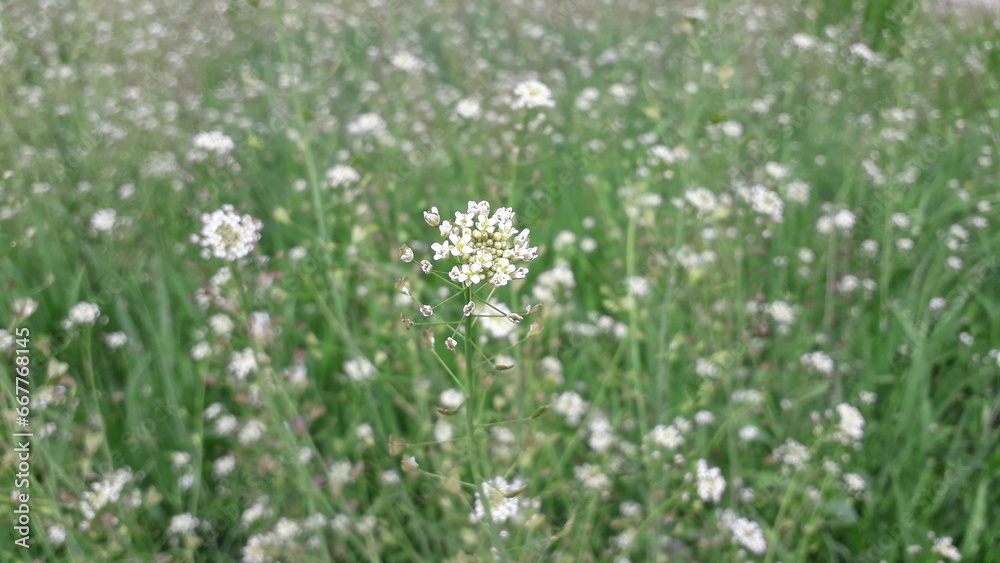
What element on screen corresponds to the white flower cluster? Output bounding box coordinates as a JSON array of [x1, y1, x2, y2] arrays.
[[471, 476, 524, 524], [192, 204, 262, 261], [774, 438, 810, 470], [553, 391, 587, 426], [648, 424, 685, 450], [510, 79, 555, 110], [90, 209, 117, 233], [389, 51, 424, 73], [695, 459, 726, 502], [65, 302, 101, 328], [801, 350, 835, 374], [324, 164, 360, 188], [455, 98, 481, 119], [420, 201, 538, 287], [79, 467, 136, 522], [745, 184, 784, 222], [719, 510, 768, 555], [833, 403, 865, 445], [168, 513, 201, 535], [193, 131, 236, 155], [344, 356, 376, 382], [931, 534, 962, 561], [189, 131, 236, 163], [227, 348, 258, 381]]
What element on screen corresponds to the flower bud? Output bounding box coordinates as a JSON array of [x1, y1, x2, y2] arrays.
[[399, 244, 414, 262], [388, 435, 408, 455], [424, 207, 441, 227], [401, 456, 419, 472]]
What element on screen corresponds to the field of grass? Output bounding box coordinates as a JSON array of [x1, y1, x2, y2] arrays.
[[1, 0, 999, 561]]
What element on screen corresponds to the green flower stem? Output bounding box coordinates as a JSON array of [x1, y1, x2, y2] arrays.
[[462, 284, 508, 562], [82, 328, 114, 471], [625, 216, 648, 432], [429, 346, 464, 390]]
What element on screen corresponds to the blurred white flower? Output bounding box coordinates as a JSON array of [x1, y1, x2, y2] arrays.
[[324, 164, 361, 188], [168, 513, 200, 535], [344, 356, 376, 382], [455, 98, 481, 119], [192, 204, 262, 261], [511, 80, 555, 110], [471, 476, 525, 524], [65, 302, 101, 328], [695, 459, 726, 502], [192, 131, 236, 157], [91, 209, 117, 233]]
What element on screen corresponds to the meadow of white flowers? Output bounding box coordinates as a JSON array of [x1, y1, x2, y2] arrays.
[[1, 0, 999, 561]]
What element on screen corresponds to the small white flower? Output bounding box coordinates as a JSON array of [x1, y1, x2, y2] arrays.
[[738, 425, 760, 442], [193, 204, 262, 261], [344, 356, 376, 382], [719, 120, 743, 137], [553, 391, 587, 426], [213, 454, 236, 477], [784, 180, 811, 203], [624, 276, 652, 298], [12, 298, 38, 320], [833, 209, 856, 231], [47, 525, 66, 545], [168, 513, 201, 535], [440, 389, 465, 409], [390, 51, 424, 73], [511, 80, 555, 110], [801, 351, 835, 375], [238, 419, 266, 445], [471, 476, 525, 524], [695, 459, 726, 502], [103, 331, 128, 349], [748, 185, 784, 222], [774, 438, 810, 469], [767, 301, 796, 325], [227, 348, 257, 381], [765, 162, 789, 179], [192, 131, 236, 157], [931, 535, 962, 561], [324, 164, 361, 188], [347, 112, 388, 136], [66, 302, 101, 327], [685, 188, 717, 215], [649, 425, 685, 450], [455, 98, 481, 119], [833, 403, 865, 444], [191, 341, 212, 361], [728, 517, 767, 555], [844, 473, 867, 493], [91, 209, 117, 233]]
